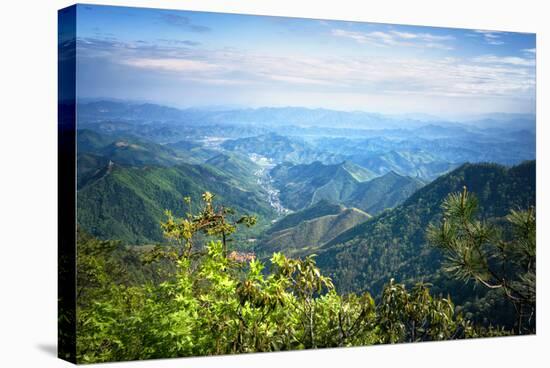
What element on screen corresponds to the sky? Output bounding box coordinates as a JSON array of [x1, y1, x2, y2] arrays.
[[73, 4, 536, 115]]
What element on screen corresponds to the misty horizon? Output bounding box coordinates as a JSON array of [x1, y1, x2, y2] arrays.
[[76, 97, 535, 124]]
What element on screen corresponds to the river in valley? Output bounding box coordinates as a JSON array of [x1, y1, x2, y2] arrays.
[[249, 153, 292, 218]]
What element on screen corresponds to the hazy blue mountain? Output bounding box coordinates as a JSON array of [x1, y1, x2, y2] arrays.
[[222, 133, 343, 164], [449, 113, 536, 131], [349, 150, 457, 180], [78, 100, 188, 122], [77, 100, 535, 133], [76, 101, 535, 177]]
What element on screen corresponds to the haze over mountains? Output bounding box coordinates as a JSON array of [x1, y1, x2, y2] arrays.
[[75, 99, 535, 328], [78, 99, 536, 131]]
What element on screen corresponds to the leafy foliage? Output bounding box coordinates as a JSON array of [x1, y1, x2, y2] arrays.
[[76, 193, 482, 363]]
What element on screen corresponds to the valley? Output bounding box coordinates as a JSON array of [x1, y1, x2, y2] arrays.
[[75, 100, 536, 329], [249, 153, 292, 216]]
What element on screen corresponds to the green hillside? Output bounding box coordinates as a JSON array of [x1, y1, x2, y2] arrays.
[[99, 140, 186, 167], [258, 205, 370, 256], [205, 152, 260, 186], [271, 161, 420, 214], [77, 153, 111, 189], [266, 200, 344, 234], [77, 129, 217, 168], [77, 162, 276, 244], [77, 129, 115, 152], [314, 160, 536, 297], [346, 171, 424, 214]]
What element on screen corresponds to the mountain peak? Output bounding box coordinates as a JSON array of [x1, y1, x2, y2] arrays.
[[381, 170, 403, 179]]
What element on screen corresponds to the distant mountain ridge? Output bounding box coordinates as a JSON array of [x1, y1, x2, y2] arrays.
[[77, 100, 535, 132], [222, 133, 343, 164], [77, 101, 536, 182]]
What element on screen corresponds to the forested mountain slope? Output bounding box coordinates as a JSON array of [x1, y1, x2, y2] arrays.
[[271, 161, 421, 214], [205, 152, 261, 187], [258, 201, 371, 255], [77, 129, 218, 170], [77, 162, 276, 244], [315, 160, 536, 296]]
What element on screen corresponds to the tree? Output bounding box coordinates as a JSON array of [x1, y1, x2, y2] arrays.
[[161, 192, 256, 258], [427, 186, 535, 334], [75, 192, 493, 363], [376, 279, 472, 343]]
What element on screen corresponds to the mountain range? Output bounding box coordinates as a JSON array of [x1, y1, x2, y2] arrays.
[[313, 160, 536, 296], [270, 161, 422, 214], [78, 100, 535, 132], [73, 99, 536, 331], [77, 161, 276, 244]]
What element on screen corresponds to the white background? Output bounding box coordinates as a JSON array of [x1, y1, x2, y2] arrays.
[[0, 0, 548, 366]]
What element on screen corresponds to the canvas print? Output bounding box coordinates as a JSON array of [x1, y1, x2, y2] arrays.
[[58, 4, 536, 364]]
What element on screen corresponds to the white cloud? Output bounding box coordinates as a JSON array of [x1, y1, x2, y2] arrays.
[[77, 37, 535, 111], [117, 51, 534, 99], [472, 55, 535, 67], [389, 31, 417, 39], [331, 29, 384, 46], [390, 30, 454, 42], [121, 58, 220, 72], [522, 48, 536, 55], [473, 30, 506, 45], [331, 29, 454, 50]]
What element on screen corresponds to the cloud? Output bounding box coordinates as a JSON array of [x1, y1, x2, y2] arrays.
[[472, 54, 535, 67], [331, 29, 454, 50], [473, 30, 505, 45], [160, 14, 210, 32], [121, 58, 220, 72], [158, 39, 201, 46], [76, 36, 535, 107], [390, 31, 454, 42], [522, 48, 536, 55]]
